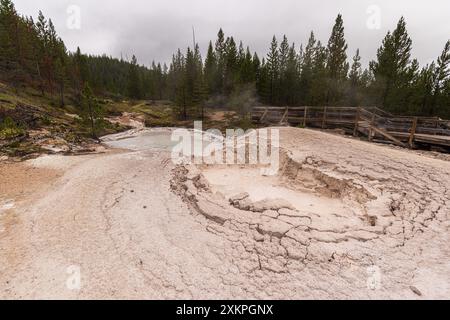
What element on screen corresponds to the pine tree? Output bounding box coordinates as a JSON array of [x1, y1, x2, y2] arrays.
[[326, 14, 349, 105], [1, 2, 448, 119], [370, 17, 413, 112], [359, 69, 374, 105], [238, 41, 245, 68], [192, 44, 207, 115], [348, 49, 362, 107], [184, 47, 195, 107], [128, 55, 142, 99], [36, 11, 52, 94], [0, 0, 16, 69], [177, 45, 205, 117], [252, 52, 261, 83], [21, 16, 40, 82], [401, 59, 420, 113], [0, 1, 169, 102], [0, 1, 15, 58], [278, 35, 290, 105], [257, 58, 271, 104], [240, 47, 255, 83], [0, 0, 24, 88], [169, 49, 184, 100], [224, 37, 238, 94], [215, 28, 226, 93], [54, 39, 67, 106], [430, 40, 450, 115], [299, 32, 316, 105], [172, 49, 188, 119], [267, 36, 279, 105], [310, 41, 328, 106], [193, 74, 208, 120], [71, 47, 88, 101], [412, 63, 435, 115], [285, 43, 299, 105], [81, 83, 104, 139], [442, 79, 450, 118], [204, 41, 217, 95], [279, 35, 289, 74]]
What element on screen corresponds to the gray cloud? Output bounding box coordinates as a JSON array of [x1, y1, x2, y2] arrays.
[[14, 0, 450, 68]]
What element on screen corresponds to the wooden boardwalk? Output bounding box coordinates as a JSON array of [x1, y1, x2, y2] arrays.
[[251, 106, 450, 149]]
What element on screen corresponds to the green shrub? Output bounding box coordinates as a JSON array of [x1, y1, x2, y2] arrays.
[[0, 117, 25, 140]]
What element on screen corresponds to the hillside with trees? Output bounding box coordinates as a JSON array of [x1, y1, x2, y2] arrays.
[[1, 0, 449, 120]]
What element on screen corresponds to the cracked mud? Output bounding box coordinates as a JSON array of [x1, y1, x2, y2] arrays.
[[0, 127, 449, 299]]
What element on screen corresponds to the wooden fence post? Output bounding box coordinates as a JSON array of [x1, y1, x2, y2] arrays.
[[409, 117, 418, 148], [303, 107, 308, 128], [369, 113, 376, 141], [353, 107, 360, 136], [322, 107, 328, 129], [286, 106, 289, 123], [260, 107, 268, 122], [280, 107, 289, 124]]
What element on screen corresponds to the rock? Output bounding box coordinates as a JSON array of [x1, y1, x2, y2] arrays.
[[368, 215, 378, 226], [410, 286, 422, 297]]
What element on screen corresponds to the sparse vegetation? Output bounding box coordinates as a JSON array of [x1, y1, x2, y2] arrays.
[[80, 83, 104, 139], [0, 116, 24, 139]]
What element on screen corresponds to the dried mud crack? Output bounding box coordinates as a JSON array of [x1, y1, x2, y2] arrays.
[[1, 127, 449, 299], [171, 128, 450, 299]]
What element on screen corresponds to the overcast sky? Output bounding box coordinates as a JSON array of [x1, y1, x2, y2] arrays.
[[13, 0, 450, 68]]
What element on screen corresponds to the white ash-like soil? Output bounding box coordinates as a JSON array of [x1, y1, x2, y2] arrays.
[[173, 127, 450, 299], [0, 127, 449, 299]]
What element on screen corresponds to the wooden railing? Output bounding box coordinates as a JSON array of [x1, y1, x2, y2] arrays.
[[251, 106, 450, 149]]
